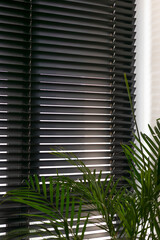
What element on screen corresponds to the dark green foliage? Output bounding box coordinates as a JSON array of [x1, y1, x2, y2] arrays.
[[121, 120, 160, 240], [120, 74, 160, 239]]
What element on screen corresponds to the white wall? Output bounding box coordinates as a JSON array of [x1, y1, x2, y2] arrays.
[[151, 0, 160, 126], [135, 0, 151, 134]]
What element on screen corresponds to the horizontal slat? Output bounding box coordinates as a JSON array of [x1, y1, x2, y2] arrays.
[[0, 79, 133, 89], [33, 0, 114, 10], [32, 16, 113, 30], [31, 48, 113, 59], [32, 1, 113, 17], [0, 19, 30, 28], [0, 1, 29, 11]]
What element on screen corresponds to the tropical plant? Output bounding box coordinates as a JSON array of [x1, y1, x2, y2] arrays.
[[119, 118, 160, 240], [1, 75, 160, 239], [2, 155, 124, 240], [117, 74, 160, 239]]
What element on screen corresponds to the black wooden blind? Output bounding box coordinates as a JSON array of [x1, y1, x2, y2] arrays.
[[0, 0, 136, 238]]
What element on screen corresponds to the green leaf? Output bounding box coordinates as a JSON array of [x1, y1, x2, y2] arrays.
[[104, 176, 114, 197], [133, 134, 156, 167], [41, 176, 47, 199], [56, 182, 60, 209], [60, 183, 65, 214], [23, 213, 61, 224], [141, 133, 158, 157], [9, 198, 54, 215], [64, 218, 70, 240], [70, 197, 75, 227], [76, 201, 82, 236], [124, 74, 146, 166], [49, 176, 53, 205], [65, 185, 70, 219], [29, 175, 35, 190], [34, 175, 40, 193], [157, 154, 160, 185], [81, 213, 89, 240], [148, 124, 160, 146]]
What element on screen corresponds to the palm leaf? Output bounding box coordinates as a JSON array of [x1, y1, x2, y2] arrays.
[[3, 174, 90, 240], [50, 150, 124, 238]]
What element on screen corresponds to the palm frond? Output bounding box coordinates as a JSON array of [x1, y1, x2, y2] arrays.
[[3, 174, 90, 240]]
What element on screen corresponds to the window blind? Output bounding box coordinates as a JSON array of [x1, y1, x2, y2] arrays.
[[0, 0, 136, 239]]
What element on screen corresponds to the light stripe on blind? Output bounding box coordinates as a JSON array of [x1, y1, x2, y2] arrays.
[[31, 0, 115, 186]]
